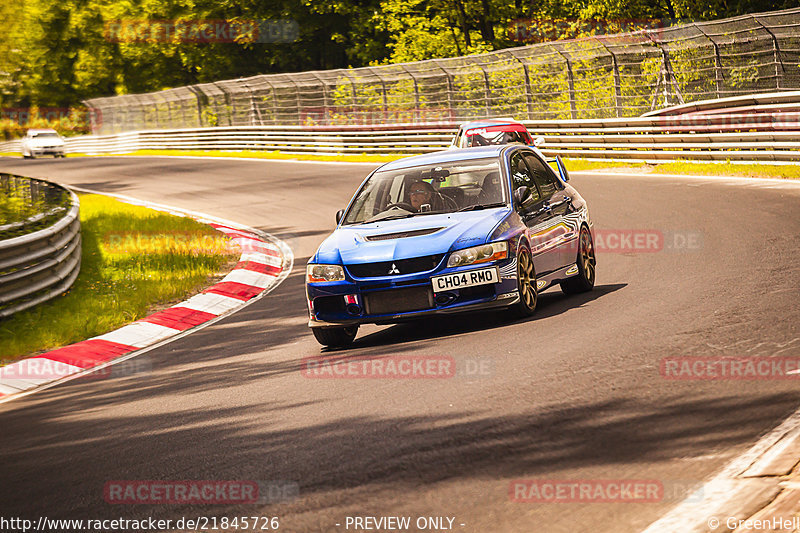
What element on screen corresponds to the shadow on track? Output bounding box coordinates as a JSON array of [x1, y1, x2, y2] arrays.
[[0, 390, 798, 523], [350, 283, 627, 351]]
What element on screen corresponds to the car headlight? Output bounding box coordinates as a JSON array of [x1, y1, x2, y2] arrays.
[[447, 242, 508, 268], [307, 264, 345, 283]]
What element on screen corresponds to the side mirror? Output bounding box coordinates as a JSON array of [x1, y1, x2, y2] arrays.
[[335, 209, 345, 224], [556, 155, 569, 182], [533, 136, 545, 147], [513, 186, 534, 209]]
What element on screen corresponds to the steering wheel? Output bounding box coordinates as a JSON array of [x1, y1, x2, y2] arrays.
[[385, 202, 414, 211]]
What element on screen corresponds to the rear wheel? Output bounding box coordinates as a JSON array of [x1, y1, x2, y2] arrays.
[[511, 245, 537, 317], [312, 326, 358, 348], [561, 226, 596, 295]]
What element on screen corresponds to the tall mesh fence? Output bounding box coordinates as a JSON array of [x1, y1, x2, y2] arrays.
[[85, 8, 800, 134]]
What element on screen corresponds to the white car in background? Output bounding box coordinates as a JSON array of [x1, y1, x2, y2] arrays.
[[21, 129, 66, 159]]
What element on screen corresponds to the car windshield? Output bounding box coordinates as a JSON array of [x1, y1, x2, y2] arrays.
[[462, 128, 528, 148], [343, 158, 506, 225], [31, 132, 59, 138]]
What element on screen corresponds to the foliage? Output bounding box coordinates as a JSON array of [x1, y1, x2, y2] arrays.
[[0, 193, 238, 360], [0, 0, 793, 112]]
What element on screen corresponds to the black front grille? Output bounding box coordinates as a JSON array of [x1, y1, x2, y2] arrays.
[[365, 228, 443, 241], [346, 254, 444, 278], [364, 286, 433, 315]]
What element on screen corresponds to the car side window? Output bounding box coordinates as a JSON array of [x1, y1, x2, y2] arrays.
[[524, 152, 561, 199], [509, 152, 541, 204]]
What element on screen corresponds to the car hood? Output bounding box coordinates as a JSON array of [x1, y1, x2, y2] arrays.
[[313, 208, 509, 265], [26, 137, 64, 147]]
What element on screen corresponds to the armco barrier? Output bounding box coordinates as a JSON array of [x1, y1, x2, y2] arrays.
[[0, 180, 81, 318], [1, 93, 798, 163]]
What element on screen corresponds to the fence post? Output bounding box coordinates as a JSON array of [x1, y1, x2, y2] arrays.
[[307, 72, 327, 126], [509, 52, 534, 120], [552, 43, 577, 120], [593, 38, 622, 118], [432, 60, 455, 121], [400, 65, 420, 123], [371, 69, 389, 123], [187, 86, 204, 127], [752, 15, 785, 90], [693, 24, 724, 99]]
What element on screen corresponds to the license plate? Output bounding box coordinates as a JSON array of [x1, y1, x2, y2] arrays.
[[431, 267, 499, 292]]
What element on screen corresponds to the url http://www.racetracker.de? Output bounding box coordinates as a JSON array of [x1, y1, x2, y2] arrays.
[[0, 516, 281, 532]]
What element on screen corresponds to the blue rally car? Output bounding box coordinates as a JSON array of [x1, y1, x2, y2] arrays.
[[306, 144, 596, 347]]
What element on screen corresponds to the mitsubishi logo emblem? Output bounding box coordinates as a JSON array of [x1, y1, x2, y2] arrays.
[[388, 263, 400, 275]]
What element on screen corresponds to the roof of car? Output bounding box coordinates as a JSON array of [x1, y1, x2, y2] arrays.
[[378, 146, 508, 172], [459, 118, 526, 129], [26, 128, 59, 134]]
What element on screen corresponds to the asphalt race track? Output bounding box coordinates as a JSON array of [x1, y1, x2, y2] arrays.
[[0, 156, 798, 532]]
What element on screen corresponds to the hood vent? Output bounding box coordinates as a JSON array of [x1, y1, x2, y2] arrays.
[[365, 227, 444, 241]]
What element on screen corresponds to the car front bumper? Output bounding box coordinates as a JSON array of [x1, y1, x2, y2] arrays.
[[28, 147, 64, 156], [306, 260, 519, 328]]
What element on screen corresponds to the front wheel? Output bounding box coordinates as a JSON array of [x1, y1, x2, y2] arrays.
[[511, 245, 537, 317], [561, 226, 596, 295], [312, 326, 358, 348]]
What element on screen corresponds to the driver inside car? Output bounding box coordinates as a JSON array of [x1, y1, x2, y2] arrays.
[[408, 180, 441, 212]]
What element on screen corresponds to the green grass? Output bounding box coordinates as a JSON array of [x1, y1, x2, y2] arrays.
[[651, 161, 800, 180], [0, 194, 238, 360]]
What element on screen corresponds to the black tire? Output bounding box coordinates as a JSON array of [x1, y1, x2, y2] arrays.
[[511, 244, 537, 317], [561, 226, 596, 295], [312, 326, 358, 348]]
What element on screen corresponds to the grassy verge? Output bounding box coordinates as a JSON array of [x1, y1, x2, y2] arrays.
[[0, 194, 239, 360], [651, 161, 800, 180]]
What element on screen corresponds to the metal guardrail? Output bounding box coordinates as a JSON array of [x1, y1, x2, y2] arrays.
[[1, 92, 797, 162], [0, 179, 81, 319], [1, 93, 797, 163], [83, 8, 800, 134]]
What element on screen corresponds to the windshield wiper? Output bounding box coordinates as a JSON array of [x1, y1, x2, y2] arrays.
[[457, 202, 506, 212]]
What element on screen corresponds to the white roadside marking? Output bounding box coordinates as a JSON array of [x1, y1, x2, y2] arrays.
[[0, 383, 25, 395], [221, 269, 277, 289], [239, 252, 281, 267], [93, 322, 182, 349], [178, 293, 245, 315]]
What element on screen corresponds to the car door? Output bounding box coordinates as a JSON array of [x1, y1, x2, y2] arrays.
[[523, 152, 578, 271], [508, 151, 559, 276]]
